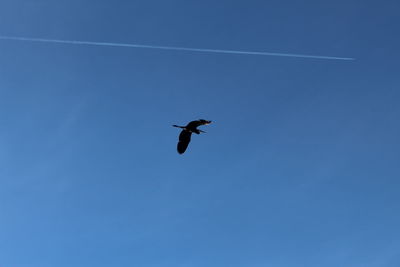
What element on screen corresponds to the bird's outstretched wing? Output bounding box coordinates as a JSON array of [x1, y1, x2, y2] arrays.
[[186, 119, 212, 129], [177, 130, 192, 154]]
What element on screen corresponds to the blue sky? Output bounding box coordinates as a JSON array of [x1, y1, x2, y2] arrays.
[[1, 1, 399, 266]]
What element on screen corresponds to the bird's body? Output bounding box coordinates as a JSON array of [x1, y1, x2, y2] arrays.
[[173, 119, 212, 154]]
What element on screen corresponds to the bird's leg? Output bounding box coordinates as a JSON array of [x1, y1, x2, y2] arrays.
[[172, 125, 185, 129]]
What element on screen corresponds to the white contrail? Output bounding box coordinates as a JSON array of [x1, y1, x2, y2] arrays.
[[0, 35, 354, 61]]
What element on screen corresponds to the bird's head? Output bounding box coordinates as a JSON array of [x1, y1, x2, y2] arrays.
[[199, 119, 212, 125]]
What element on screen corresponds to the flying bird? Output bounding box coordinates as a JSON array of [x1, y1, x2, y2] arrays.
[[173, 119, 212, 154]]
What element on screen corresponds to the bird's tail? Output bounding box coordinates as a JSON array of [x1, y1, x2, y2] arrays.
[[172, 125, 185, 129]]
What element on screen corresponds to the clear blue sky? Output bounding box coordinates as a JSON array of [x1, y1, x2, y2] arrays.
[[1, 1, 399, 266]]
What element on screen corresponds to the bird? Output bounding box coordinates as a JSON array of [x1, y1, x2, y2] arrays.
[[172, 119, 212, 154]]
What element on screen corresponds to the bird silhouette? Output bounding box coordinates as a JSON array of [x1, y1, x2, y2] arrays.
[[172, 119, 212, 154]]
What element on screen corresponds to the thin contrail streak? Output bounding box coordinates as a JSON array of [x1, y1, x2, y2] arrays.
[[0, 35, 354, 61]]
